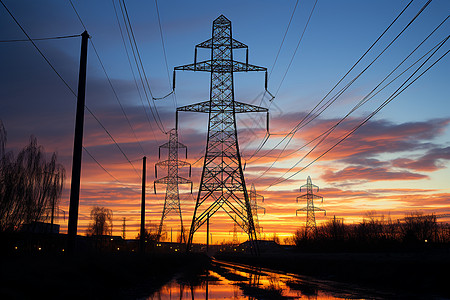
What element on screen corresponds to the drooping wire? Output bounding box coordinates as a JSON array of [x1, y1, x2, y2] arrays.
[[83, 147, 139, 194], [0, 0, 141, 188], [248, 0, 417, 169], [90, 41, 146, 156], [0, 0, 76, 95], [245, 0, 317, 161], [68, 0, 143, 179], [268, 0, 299, 79], [111, 0, 159, 143], [274, 0, 318, 97], [269, 36, 449, 185], [276, 16, 449, 163], [154, 0, 177, 109], [120, 0, 167, 134], [267, 37, 449, 189]]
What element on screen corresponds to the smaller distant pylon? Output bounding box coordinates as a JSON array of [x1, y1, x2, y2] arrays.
[[249, 184, 265, 240], [154, 129, 192, 243], [296, 176, 325, 238]]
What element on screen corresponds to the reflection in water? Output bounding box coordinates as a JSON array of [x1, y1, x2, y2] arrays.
[[148, 260, 382, 300]]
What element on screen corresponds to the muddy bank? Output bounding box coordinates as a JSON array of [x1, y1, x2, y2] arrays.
[[215, 248, 450, 299], [0, 252, 210, 299]]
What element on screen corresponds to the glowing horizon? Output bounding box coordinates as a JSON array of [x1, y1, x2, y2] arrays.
[[1, 1, 449, 243]]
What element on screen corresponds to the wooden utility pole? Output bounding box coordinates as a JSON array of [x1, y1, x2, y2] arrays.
[[68, 30, 89, 253], [140, 156, 146, 253]]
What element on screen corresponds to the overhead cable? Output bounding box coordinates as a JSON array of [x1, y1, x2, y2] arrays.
[[111, 0, 159, 142], [267, 36, 449, 189]]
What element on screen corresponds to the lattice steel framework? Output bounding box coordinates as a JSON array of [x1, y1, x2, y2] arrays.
[[174, 15, 269, 252], [249, 183, 265, 239], [154, 129, 192, 243], [296, 176, 326, 238]]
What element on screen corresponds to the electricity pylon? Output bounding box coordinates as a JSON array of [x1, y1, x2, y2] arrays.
[[296, 176, 326, 238], [249, 184, 265, 239], [174, 15, 270, 253], [154, 129, 192, 243]]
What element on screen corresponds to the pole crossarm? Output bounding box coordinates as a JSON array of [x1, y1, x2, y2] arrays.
[[174, 60, 266, 73]]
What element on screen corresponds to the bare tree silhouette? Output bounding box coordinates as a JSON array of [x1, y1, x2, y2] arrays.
[[86, 206, 113, 236], [0, 122, 65, 232]]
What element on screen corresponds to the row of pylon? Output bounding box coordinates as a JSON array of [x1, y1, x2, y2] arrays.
[[153, 128, 267, 244], [152, 15, 325, 253]]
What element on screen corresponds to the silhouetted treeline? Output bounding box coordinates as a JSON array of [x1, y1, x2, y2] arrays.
[[0, 121, 65, 232], [293, 211, 450, 251]]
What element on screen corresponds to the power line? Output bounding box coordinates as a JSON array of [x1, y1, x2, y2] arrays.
[[111, 0, 159, 143], [90, 41, 147, 155], [248, 0, 418, 171], [83, 146, 139, 194], [271, 37, 449, 185], [120, 0, 167, 134], [154, 0, 177, 109], [68, 0, 143, 179], [275, 16, 449, 163], [245, 0, 317, 161], [274, 0, 318, 97], [2, 0, 143, 183], [267, 36, 449, 189], [268, 0, 299, 79], [0, 34, 81, 43], [69, 1, 147, 155], [0, 0, 77, 95]]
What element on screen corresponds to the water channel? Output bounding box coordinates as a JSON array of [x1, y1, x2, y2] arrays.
[[147, 259, 394, 299]]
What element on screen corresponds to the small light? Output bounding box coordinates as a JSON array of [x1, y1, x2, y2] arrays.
[[62, 249, 65, 252], [38, 247, 42, 251], [111, 238, 113, 241], [425, 239, 428, 243], [175, 249, 178, 252], [14, 246, 18, 250], [117, 248, 120, 251]]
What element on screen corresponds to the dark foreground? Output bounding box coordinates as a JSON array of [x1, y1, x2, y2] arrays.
[[0, 252, 210, 299], [215, 247, 450, 299]]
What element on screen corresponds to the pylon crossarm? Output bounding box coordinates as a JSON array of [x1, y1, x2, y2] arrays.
[[312, 206, 326, 212], [177, 101, 210, 113], [156, 160, 190, 168], [296, 209, 305, 216], [234, 101, 268, 113], [195, 37, 247, 49], [174, 60, 266, 73]]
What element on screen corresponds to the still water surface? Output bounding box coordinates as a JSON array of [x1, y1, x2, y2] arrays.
[[148, 259, 390, 299]]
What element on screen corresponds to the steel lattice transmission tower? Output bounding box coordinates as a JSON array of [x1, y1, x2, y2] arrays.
[[154, 129, 192, 243], [249, 184, 265, 239], [174, 15, 269, 251], [296, 176, 326, 238]]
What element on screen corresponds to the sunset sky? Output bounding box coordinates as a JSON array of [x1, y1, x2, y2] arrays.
[[1, 0, 449, 243]]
